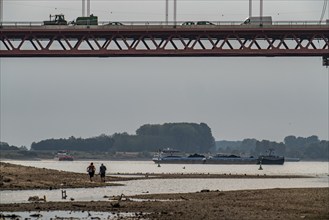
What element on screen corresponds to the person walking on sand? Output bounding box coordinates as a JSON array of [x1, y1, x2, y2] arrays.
[[87, 162, 96, 182], [99, 163, 107, 182]]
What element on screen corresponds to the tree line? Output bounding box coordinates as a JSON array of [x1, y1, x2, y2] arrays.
[[215, 135, 328, 160], [2, 124, 328, 160], [29, 122, 215, 153]]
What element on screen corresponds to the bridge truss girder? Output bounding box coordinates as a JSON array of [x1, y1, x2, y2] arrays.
[[0, 27, 328, 64]]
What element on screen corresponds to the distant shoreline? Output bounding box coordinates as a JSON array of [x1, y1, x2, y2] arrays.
[[1, 157, 329, 162]]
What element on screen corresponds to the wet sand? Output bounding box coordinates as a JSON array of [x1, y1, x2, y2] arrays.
[[1, 162, 328, 219]]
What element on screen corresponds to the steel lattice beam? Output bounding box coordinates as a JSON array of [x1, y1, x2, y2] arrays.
[[0, 26, 328, 58]]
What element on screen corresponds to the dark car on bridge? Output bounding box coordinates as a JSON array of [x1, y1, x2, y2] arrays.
[[182, 21, 195, 26], [182, 21, 214, 26], [196, 21, 214, 25], [107, 22, 124, 26]]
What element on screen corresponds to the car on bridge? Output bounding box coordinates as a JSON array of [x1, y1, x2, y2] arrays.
[[196, 21, 214, 25], [182, 21, 214, 26], [182, 21, 195, 26], [106, 22, 124, 26]]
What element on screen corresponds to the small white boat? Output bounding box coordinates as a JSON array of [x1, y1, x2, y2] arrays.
[[55, 150, 74, 161]]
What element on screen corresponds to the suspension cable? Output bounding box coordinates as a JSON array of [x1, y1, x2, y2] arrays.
[[320, 0, 328, 22]]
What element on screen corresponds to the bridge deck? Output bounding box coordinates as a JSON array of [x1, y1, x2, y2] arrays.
[[1, 23, 328, 61]]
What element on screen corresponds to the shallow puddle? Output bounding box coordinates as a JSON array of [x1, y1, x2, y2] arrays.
[[0, 211, 148, 219]]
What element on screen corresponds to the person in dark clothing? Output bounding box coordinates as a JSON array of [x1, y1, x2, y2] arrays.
[[99, 163, 107, 182], [87, 162, 96, 182]]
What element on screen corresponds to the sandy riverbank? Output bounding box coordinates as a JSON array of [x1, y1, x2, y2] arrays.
[[0, 162, 328, 219]]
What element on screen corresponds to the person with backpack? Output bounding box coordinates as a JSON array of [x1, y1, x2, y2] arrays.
[[87, 162, 96, 182], [99, 163, 107, 182]]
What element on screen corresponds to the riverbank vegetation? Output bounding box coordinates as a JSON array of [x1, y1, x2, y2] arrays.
[[0, 122, 328, 161], [216, 135, 328, 161]]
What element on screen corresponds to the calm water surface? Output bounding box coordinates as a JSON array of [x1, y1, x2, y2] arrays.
[[2, 160, 328, 176], [0, 160, 328, 204]]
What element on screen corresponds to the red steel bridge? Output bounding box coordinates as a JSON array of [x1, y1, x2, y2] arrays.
[[0, 22, 328, 66]]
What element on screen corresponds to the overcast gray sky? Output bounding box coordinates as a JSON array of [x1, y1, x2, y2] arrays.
[[1, 0, 328, 148]]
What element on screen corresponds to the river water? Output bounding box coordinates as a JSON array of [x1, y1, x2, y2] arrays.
[[0, 160, 328, 204]]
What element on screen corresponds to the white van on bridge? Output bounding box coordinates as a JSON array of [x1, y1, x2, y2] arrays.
[[242, 16, 272, 25]]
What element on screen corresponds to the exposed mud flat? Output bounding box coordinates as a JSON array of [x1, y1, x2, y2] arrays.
[[1, 162, 328, 219], [0, 162, 309, 190]]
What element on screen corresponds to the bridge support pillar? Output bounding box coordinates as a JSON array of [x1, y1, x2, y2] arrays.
[[323, 56, 329, 67]]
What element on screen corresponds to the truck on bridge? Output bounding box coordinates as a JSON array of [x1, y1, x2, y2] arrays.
[[242, 16, 272, 25], [43, 14, 68, 25], [43, 14, 98, 26], [73, 14, 98, 25]]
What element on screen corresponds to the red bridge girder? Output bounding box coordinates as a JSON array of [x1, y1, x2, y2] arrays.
[[0, 26, 328, 58]]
